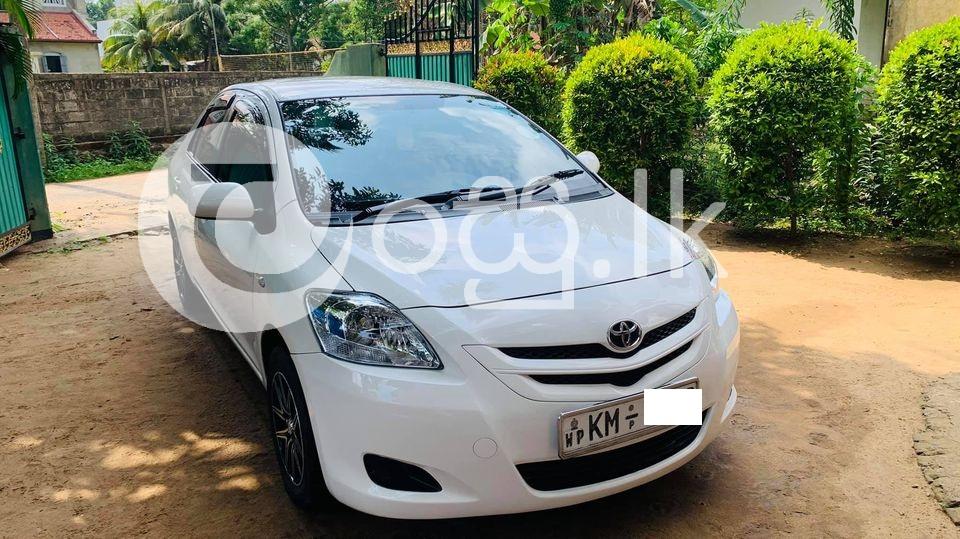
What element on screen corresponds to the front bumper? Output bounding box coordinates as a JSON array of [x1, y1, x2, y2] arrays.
[[291, 289, 740, 519]]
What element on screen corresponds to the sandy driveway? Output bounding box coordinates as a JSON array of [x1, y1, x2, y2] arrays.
[[1, 186, 959, 535]]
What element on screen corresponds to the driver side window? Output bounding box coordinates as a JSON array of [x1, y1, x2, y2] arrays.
[[218, 99, 274, 186], [189, 93, 233, 180]]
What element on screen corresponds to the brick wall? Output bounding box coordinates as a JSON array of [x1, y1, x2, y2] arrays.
[[30, 71, 317, 147]]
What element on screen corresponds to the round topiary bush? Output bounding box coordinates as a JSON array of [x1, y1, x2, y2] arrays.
[[475, 51, 565, 135], [876, 17, 960, 233], [562, 34, 698, 211], [708, 22, 868, 231]]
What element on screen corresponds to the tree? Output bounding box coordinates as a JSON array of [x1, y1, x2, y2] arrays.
[[221, 0, 272, 53], [311, 3, 351, 49], [0, 0, 39, 95], [103, 0, 182, 71], [86, 0, 116, 23], [161, 0, 231, 68], [345, 0, 395, 43], [256, 0, 327, 52]]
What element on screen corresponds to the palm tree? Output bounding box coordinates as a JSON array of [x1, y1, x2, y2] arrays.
[[0, 0, 40, 95], [160, 0, 230, 69], [103, 0, 182, 71]]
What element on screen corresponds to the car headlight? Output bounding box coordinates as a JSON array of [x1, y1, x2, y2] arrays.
[[682, 236, 718, 284], [305, 291, 442, 369]]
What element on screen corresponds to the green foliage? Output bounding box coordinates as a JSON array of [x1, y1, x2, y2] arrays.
[[44, 124, 158, 183], [482, 0, 650, 67], [86, 0, 116, 22], [875, 17, 960, 233], [562, 33, 699, 214], [708, 21, 870, 231], [475, 51, 565, 135], [103, 0, 182, 71], [256, 0, 327, 52], [106, 122, 154, 162], [822, 0, 856, 41], [665, 0, 747, 80], [312, 2, 351, 48], [222, 0, 273, 53], [345, 0, 395, 42], [45, 158, 157, 183], [0, 0, 40, 96], [160, 0, 231, 64]]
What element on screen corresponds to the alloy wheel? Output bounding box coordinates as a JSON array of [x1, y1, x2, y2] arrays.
[[271, 371, 305, 487]]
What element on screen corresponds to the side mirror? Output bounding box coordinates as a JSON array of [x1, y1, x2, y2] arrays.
[[576, 151, 600, 174], [189, 183, 255, 220]]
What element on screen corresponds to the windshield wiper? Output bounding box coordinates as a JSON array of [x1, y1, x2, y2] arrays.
[[351, 187, 493, 223], [443, 169, 586, 208], [525, 168, 584, 197], [350, 169, 585, 223]]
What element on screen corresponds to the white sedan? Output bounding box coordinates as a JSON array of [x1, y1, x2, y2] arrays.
[[166, 76, 740, 519]]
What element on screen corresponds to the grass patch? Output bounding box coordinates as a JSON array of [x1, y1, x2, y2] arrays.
[[45, 157, 157, 183]]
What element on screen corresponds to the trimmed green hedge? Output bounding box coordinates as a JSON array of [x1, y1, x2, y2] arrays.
[[708, 22, 868, 231], [475, 51, 565, 135], [562, 33, 698, 213], [876, 17, 960, 233]]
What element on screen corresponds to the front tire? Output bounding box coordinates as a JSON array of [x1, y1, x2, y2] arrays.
[[267, 345, 328, 509], [169, 216, 206, 320]]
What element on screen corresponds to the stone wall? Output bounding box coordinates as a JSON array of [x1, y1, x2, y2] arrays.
[[30, 71, 317, 147]]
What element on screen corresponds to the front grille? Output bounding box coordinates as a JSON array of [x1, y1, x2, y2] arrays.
[[516, 414, 706, 491], [499, 307, 697, 360], [529, 341, 692, 387]]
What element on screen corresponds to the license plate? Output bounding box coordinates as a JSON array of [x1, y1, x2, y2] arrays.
[[557, 378, 699, 458]]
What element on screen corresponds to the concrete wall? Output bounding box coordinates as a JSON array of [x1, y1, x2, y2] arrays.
[[30, 42, 103, 73], [885, 0, 960, 61], [30, 71, 317, 147]]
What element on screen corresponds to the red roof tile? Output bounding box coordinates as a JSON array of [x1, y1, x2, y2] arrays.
[[30, 12, 100, 43]]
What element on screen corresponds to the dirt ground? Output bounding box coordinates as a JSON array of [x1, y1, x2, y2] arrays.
[[2, 196, 960, 536]]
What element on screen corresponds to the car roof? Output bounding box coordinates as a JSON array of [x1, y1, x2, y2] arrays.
[[231, 76, 488, 102]]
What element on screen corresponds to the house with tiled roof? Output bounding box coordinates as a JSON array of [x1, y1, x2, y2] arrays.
[[28, 0, 102, 73]]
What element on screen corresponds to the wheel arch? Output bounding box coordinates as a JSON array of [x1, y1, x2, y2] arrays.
[[260, 327, 287, 383]]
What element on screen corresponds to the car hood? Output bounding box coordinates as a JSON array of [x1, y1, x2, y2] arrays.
[[310, 195, 692, 309]]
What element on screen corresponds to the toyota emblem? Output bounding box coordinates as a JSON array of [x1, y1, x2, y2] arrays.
[[607, 320, 642, 353]]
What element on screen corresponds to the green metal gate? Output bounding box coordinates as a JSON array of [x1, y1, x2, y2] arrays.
[[384, 0, 480, 86], [0, 71, 29, 257]]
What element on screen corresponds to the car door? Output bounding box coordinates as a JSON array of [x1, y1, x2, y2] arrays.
[[184, 92, 274, 363]]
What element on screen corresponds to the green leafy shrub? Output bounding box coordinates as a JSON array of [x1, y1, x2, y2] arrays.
[[42, 134, 76, 177], [562, 33, 699, 213], [44, 157, 156, 183], [875, 17, 960, 233], [43, 122, 158, 183], [475, 51, 565, 135], [707, 21, 869, 231], [106, 121, 154, 162]]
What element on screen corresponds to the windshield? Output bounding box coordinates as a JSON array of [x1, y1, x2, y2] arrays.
[[279, 94, 606, 222]]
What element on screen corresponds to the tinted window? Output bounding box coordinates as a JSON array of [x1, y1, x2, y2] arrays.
[[219, 100, 272, 185], [189, 95, 233, 176]]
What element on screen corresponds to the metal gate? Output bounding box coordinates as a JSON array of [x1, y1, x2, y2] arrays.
[[0, 70, 29, 257], [384, 0, 480, 86]]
